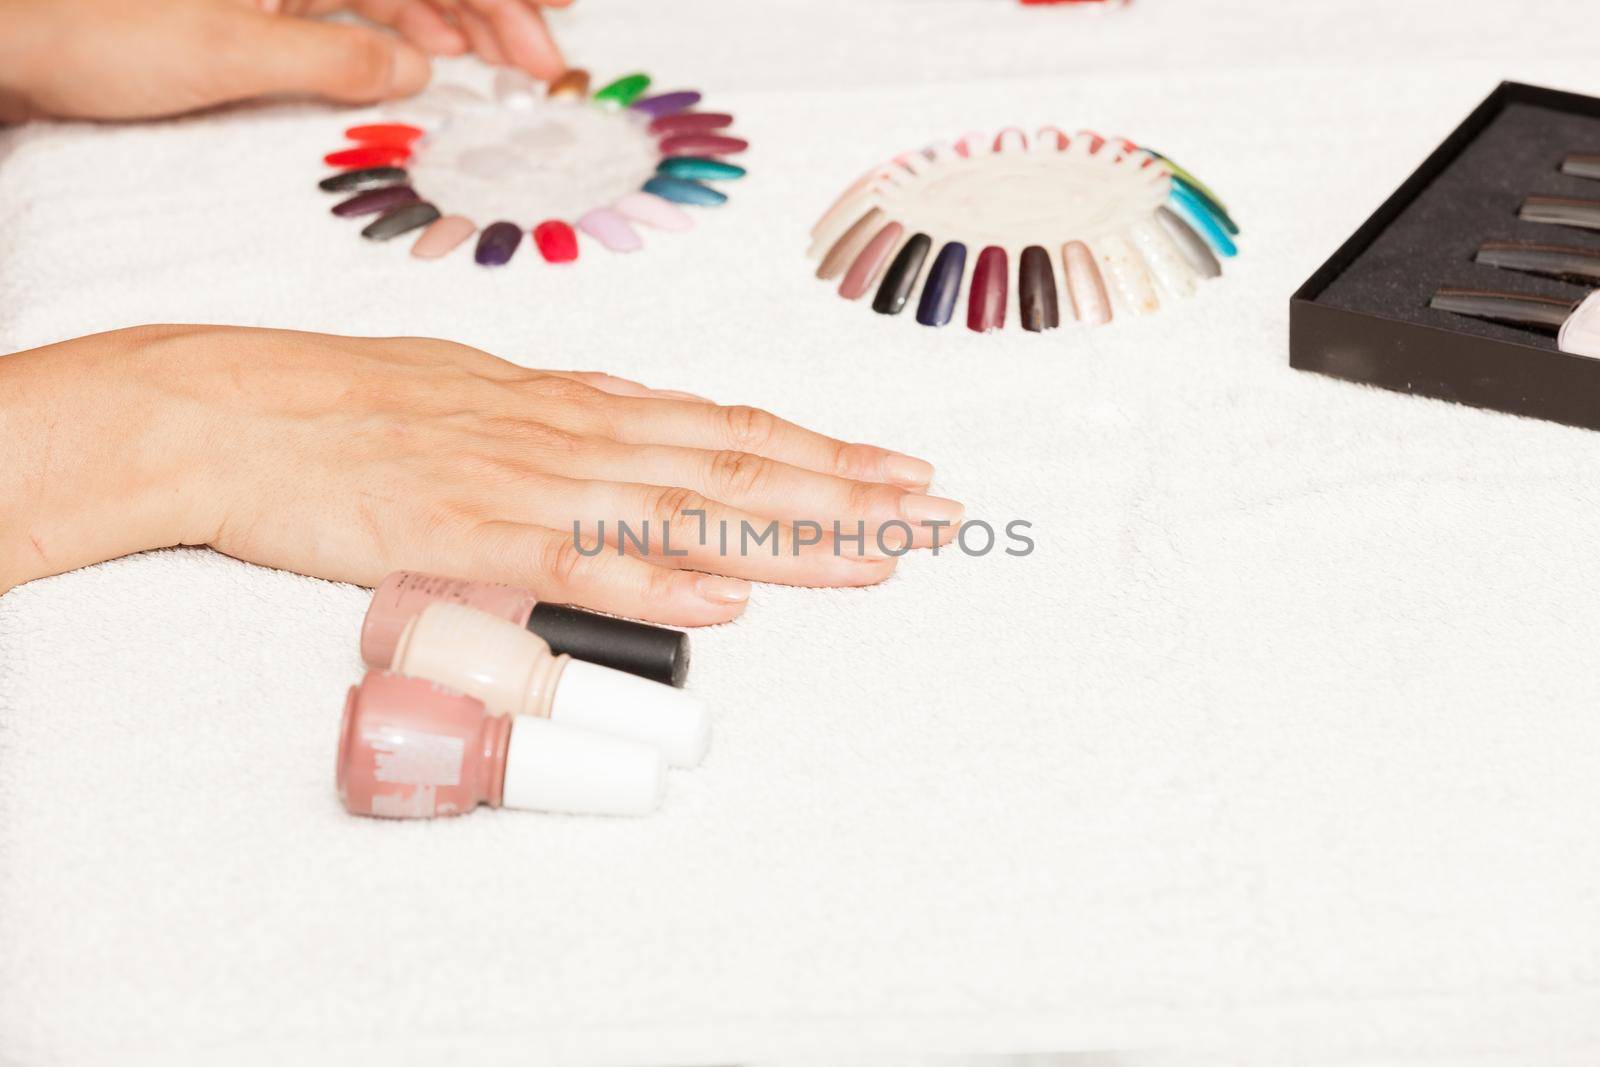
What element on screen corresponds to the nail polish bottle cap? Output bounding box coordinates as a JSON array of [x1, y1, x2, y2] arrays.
[[549, 658, 712, 768], [1560, 291, 1600, 359], [503, 716, 667, 816], [527, 602, 691, 688]]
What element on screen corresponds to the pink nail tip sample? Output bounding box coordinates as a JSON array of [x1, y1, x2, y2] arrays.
[[838, 221, 905, 300], [410, 215, 476, 259], [578, 208, 643, 252], [613, 192, 693, 232], [649, 112, 734, 136], [659, 133, 748, 157]]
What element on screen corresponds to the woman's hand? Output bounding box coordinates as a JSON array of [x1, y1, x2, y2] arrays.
[[0, 0, 573, 122], [0, 327, 961, 625]]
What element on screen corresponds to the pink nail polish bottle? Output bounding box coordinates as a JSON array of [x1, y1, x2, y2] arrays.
[[389, 602, 710, 767], [336, 671, 667, 819], [361, 571, 690, 687]]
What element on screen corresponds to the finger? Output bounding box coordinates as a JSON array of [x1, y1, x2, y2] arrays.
[[471, 0, 565, 78], [604, 398, 938, 489], [468, 522, 750, 627], [352, 0, 470, 54], [476, 472, 901, 585], [454, 7, 508, 65], [540, 371, 715, 404], [229, 12, 431, 103], [560, 441, 963, 551]]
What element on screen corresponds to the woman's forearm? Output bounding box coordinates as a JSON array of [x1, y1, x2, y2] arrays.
[[0, 327, 220, 593]]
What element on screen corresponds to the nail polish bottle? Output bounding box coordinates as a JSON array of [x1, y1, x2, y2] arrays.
[[336, 671, 666, 819], [362, 571, 690, 687], [390, 601, 710, 767]]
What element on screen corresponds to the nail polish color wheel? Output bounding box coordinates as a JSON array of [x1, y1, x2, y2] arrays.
[[315, 69, 748, 265], [808, 128, 1239, 332]]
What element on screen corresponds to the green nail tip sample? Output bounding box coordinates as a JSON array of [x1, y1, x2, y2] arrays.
[[642, 176, 727, 206], [657, 156, 746, 181], [593, 73, 651, 107]]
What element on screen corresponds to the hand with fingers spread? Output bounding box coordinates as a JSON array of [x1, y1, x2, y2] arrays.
[[0, 327, 963, 625], [0, 0, 573, 122]]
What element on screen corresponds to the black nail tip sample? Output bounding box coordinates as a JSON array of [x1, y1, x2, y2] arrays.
[[1019, 245, 1060, 332], [915, 241, 967, 327], [319, 166, 408, 193], [871, 232, 932, 315], [361, 201, 441, 241]]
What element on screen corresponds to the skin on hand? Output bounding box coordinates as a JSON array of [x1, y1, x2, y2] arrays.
[[0, 327, 962, 626], [0, 0, 574, 122]]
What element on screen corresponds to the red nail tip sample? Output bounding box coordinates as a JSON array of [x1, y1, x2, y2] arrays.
[[967, 246, 1009, 333], [325, 145, 410, 169], [659, 133, 748, 157], [648, 112, 735, 136], [345, 123, 424, 147], [533, 220, 579, 263]]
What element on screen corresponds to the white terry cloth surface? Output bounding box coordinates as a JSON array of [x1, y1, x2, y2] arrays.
[[4, 1, 1600, 1064]]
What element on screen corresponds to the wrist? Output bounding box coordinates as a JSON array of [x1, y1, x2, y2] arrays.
[[0, 326, 225, 593]]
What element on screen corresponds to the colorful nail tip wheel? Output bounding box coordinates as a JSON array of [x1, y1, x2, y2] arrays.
[[593, 73, 651, 107], [642, 176, 727, 207], [362, 202, 440, 241], [475, 221, 524, 266], [547, 69, 590, 99], [649, 112, 734, 136], [346, 123, 424, 147], [332, 185, 418, 217], [632, 91, 701, 118], [657, 156, 746, 181], [660, 133, 748, 157], [326, 145, 409, 169], [412, 216, 477, 260], [318, 166, 407, 192], [318, 72, 743, 262], [533, 220, 579, 263], [805, 126, 1238, 335]]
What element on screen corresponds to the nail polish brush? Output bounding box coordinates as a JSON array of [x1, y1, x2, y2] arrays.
[[1428, 287, 1600, 356]]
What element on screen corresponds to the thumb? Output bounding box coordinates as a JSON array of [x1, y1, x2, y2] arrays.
[[229, 13, 432, 105]]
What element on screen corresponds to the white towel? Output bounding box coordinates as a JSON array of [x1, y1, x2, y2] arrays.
[[5, 1, 1600, 1064]]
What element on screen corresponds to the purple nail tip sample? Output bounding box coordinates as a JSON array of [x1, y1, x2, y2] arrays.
[[631, 90, 701, 118], [331, 185, 418, 217], [474, 221, 523, 266]]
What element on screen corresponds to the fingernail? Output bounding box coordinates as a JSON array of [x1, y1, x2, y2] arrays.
[[883, 453, 934, 487], [816, 208, 883, 281], [900, 493, 965, 526], [1019, 245, 1060, 332], [657, 156, 746, 181], [649, 112, 734, 136], [641, 176, 726, 207], [872, 232, 932, 316], [331, 185, 417, 217], [614, 192, 694, 232], [967, 246, 1007, 332], [1063, 240, 1112, 325], [533, 219, 579, 263], [696, 575, 751, 604], [593, 72, 652, 107], [547, 68, 590, 99], [411, 215, 476, 259], [474, 221, 523, 267], [632, 90, 702, 118], [577, 208, 643, 252], [839, 221, 904, 301], [361, 201, 440, 241], [659, 133, 749, 158], [387, 43, 432, 97], [915, 241, 967, 327], [1097, 232, 1160, 315]]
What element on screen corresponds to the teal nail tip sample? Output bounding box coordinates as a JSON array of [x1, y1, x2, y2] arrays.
[[1171, 173, 1238, 236], [656, 156, 746, 181], [642, 176, 727, 206], [1168, 184, 1236, 257]]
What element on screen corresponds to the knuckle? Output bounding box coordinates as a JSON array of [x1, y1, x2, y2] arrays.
[[720, 405, 778, 453], [644, 485, 704, 525], [337, 29, 396, 95], [831, 442, 870, 479], [708, 449, 770, 498], [533, 536, 589, 591], [639, 564, 684, 605], [845, 480, 889, 517]]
